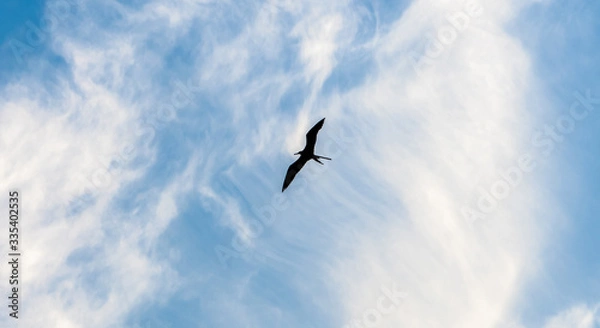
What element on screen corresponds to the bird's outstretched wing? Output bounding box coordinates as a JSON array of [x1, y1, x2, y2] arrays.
[[304, 118, 325, 154], [282, 157, 308, 192]]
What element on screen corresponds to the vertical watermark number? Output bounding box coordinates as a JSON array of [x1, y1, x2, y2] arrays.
[[7, 191, 19, 319]]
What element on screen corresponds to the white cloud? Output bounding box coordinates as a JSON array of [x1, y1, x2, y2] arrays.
[[292, 12, 344, 84], [0, 0, 203, 326], [544, 303, 600, 328], [235, 0, 559, 327]]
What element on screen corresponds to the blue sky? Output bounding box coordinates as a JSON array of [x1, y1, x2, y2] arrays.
[[0, 0, 599, 327]]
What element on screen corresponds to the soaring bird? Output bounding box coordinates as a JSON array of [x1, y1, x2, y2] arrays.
[[282, 118, 331, 192]]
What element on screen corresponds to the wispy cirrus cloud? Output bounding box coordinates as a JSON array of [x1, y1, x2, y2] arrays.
[[543, 303, 600, 328]]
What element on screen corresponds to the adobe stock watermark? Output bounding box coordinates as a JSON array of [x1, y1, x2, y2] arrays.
[[410, 1, 484, 76], [8, 0, 78, 65], [70, 77, 202, 211], [343, 282, 408, 328], [215, 122, 362, 268], [462, 89, 600, 224]]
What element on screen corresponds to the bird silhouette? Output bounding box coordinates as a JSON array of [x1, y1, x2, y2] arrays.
[[282, 118, 331, 192]]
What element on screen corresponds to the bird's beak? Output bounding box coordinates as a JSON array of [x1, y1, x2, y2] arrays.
[[294, 151, 301, 155]]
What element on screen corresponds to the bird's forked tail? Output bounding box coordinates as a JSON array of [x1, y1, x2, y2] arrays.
[[312, 155, 331, 165]]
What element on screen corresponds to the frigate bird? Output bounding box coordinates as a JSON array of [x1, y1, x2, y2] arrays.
[[282, 118, 331, 192]]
